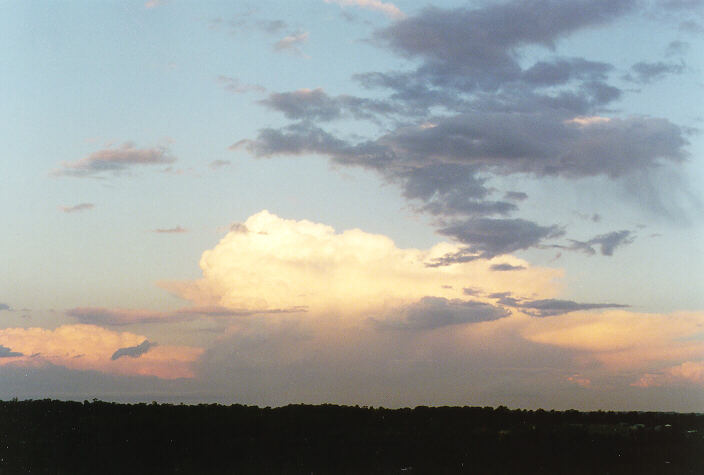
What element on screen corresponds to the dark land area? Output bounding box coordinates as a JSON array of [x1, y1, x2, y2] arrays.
[[0, 400, 702, 474]]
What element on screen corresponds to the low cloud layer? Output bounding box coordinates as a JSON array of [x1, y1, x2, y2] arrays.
[[67, 305, 304, 325], [374, 296, 510, 330], [0, 325, 202, 379]]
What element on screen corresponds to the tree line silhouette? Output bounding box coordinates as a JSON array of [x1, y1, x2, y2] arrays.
[[0, 399, 701, 473]]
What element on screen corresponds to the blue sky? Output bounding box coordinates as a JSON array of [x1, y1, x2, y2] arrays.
[[0, 0, 703, 410]]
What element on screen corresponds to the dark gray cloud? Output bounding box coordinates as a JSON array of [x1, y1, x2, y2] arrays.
[[490, 263, 527, 271], [53, 143, 176, 178], [259, 88, 394, 122], [0, 345, 22, 358], [60, 203, 94, 213], [499, 297, 628, 317], [433, 218, 564, 263], [0, 303, 10, 311], [234, 0, 691, 260], [504, 191, 528, 201], [625, 61, 685, 83], [374, 1, 635, 91], [566, 230, 635, 256], [110, 340, 155, 360], [374, 296, 510, 330]]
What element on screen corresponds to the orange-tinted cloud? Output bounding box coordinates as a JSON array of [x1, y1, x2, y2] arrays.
[[0, 325, 203, 379], [522, 310, 704, 372], [632, 361, 704, 388]]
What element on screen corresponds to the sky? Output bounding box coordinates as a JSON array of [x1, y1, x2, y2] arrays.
[[1, 0, 703, 411]]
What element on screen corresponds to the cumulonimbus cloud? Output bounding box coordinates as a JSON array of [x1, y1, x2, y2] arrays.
[[159, 210, 560, 318]]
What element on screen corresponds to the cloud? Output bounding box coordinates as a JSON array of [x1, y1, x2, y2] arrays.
[[0, 325, 203, 379], [153, 226, 187, 234], [503, 298, 628, 317], [259, 88, 393, 122], [565, 230, 634, 256], [504, 192, 528, 201], [372, 1, 634, 91], [632, 361, 704, 387], [373, 296, 510, 330], [523, 310, 704, 369], [209, 160, 231, 169], [625, 61, 685, 83], [144, 0, 165, 8], [111, 340, 155, 360], [60, 203, 94, 213], [433, 218, 564, 263], [324, 0, 405, 20], [0, 345, 22, 358], [235, 0, 695, 262], [216, 76, 266, 94], [274, 31, 309, 55], [66, 305, 305, 326], [159, 210, 560, 315], [490, 263, 526, 272], [665, 40, 689, 56], [53, 143, 176, 178]]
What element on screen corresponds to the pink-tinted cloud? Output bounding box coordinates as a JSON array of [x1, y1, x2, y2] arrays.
[[153, 226, 187, 234], [274, 31, 309, 56], [53, 142, 176, 178], [0, 325, 202, 379], [632, 361, 704, 388], [60, 203, 95, 213], [324, 0, 405, 19], [567, 374, 591, 388]]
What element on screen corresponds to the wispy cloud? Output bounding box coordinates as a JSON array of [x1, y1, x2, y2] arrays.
[[53, 142, 176, 178], [153, 226, 187, 234], [274, 31, 309, 56], [60, 203, 94, 213], [66, 305, 306, 326], [324, 0, 405, 20], [209, 160, 231, 170], [217, 76, 266, 94], [144, 0, 165, 9]]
